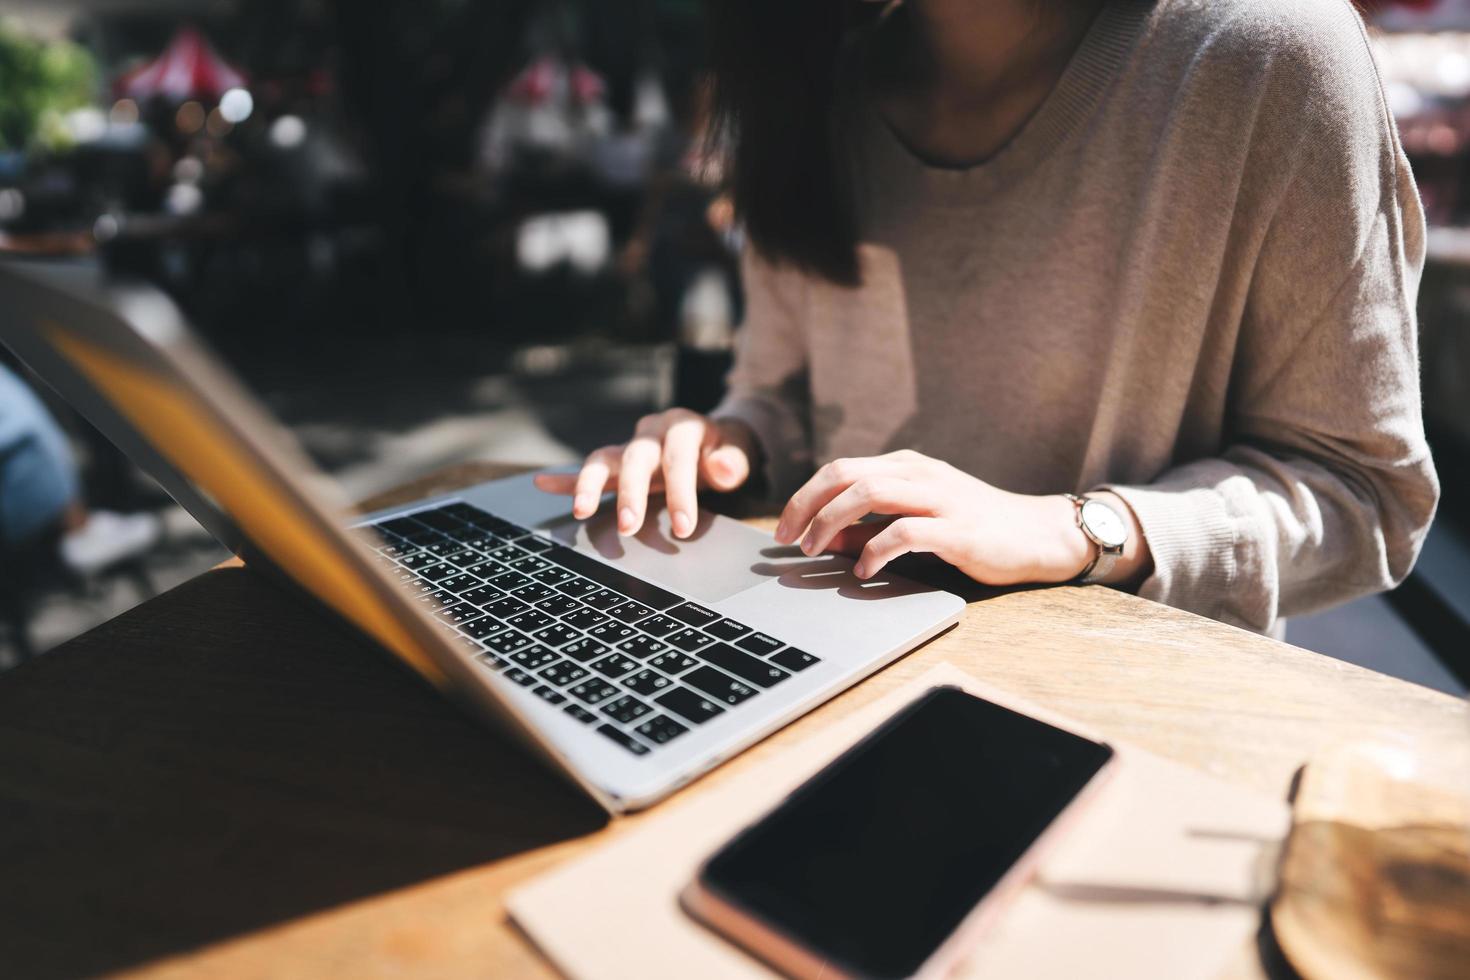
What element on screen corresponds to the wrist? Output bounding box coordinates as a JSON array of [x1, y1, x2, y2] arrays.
[[1030, 493, 1094, 583]]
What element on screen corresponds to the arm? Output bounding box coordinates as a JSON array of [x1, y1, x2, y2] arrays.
[[708, 247, 815, 502], [1105, 20, 1438, 631]]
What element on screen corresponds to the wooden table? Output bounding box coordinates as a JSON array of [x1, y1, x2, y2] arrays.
[[2, 462, 1465, 979]]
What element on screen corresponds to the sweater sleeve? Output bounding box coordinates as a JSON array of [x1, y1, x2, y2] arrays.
[[1105, 11, 1439, 632], [709, 248, 815, 501]]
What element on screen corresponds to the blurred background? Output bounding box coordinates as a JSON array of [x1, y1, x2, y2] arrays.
[[0, 0, 1465, 696]]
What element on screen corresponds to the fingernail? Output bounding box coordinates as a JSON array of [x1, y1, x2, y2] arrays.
[[853, 562, 867, 578], [801, 534, 816, 556], [573, 494, 592, 517], [774, 522, 789, 544], [619, 507, 636, 534], [672, 511, 692, 537]]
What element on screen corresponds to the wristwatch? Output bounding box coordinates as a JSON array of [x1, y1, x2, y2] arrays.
[[1063, 493, 1128, 585]]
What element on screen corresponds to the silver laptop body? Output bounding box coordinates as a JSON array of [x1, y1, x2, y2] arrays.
[[0, 261, 964, 812]]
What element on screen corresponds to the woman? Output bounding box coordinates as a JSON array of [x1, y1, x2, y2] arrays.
[[536, 0, 1439, 635]]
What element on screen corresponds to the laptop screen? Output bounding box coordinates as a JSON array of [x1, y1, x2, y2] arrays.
[[0, 263, 453, 690]]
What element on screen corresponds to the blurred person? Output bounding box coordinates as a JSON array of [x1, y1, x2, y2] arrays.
[[536, 0, 1439, 637], [0, 364, 160, 575]]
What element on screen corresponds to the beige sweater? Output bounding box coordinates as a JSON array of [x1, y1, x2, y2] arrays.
[[712, 0, 1439, 633]]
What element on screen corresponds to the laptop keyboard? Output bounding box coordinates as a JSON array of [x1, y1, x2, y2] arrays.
[[363, 501, 821, 758]]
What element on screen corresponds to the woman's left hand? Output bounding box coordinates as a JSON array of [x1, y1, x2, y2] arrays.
[[774, 450, 1107, 586]]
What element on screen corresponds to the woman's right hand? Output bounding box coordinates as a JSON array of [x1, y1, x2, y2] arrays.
[[533, 409, 757, 539]]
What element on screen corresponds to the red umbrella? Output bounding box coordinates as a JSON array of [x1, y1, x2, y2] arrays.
[[113, 26, 247, 104]]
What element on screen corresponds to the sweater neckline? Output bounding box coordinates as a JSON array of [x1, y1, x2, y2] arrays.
[[864, 0, 1152, 203]]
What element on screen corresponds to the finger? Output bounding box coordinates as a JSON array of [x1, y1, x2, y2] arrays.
[[854, 517, 951, 579], [617, 419, 669, 534], [571, 446, 621, 518], [776, 457, 893, 545], [801, 477, 935, 556], [533, 471, 577, 495], [824, 520, 888, 557], [700, 442, 750, 492], [662, 416, 709, 538]]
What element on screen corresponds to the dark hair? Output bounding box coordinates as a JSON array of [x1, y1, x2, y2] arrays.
[[705, 1, 884, 287]]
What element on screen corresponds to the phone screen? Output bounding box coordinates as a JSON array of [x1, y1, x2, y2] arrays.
[[697, 686, 1113, 979]]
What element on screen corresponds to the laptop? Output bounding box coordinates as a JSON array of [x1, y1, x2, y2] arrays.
[[0, 260, 964, 813]]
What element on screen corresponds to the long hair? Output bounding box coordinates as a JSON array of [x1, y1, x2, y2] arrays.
[[705, 1, 885, 287]]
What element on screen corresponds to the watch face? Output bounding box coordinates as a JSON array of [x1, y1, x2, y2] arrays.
[[1080, 499, 1128, 549]]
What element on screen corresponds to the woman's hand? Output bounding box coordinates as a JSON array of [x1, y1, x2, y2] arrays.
[[534, 409, 758, 538], [774, 450, 1141, 586]]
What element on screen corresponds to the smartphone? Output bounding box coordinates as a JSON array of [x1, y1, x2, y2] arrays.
[[682, 686, 1115, 980]]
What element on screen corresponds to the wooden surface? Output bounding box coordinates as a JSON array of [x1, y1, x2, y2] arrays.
[[1, 461, 1466, 979]]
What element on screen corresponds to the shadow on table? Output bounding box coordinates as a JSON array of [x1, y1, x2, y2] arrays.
[[0, 566, 608, 979]]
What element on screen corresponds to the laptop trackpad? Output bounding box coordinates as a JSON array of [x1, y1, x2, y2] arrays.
[[544, 506, 771, 604]]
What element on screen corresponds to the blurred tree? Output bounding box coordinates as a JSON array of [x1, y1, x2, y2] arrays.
[[0, 23, 96, 153]]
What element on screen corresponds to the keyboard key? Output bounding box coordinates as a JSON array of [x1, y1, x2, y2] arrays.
[[636, 714, 690, 745], [421, 539, 463, 557], [475, 652, 507, 671], [434, 603, 483, 627], [460, 617, 503, 640], [655, 686, 726, 724], [540, 661, 589, 686], [596, 723, 650, 756], [569, 679, 619, 705], [736, 632, 784, 657], [561, 638, 612, 663], [562, 607, 609, 630], [637, 614, 683, 638], [510, 555, 551, 574], [702, 643, 791, 688], [510, 645, 559, 670], [535, 594, 582, 616], [705, 618, 752, 642], [624, 668, 674, 697], [533, 567, 576, 586], [398, 551, 438, 570], [459, 584, 503, 606], [648, 651, 698, 675], [418, 563, 457, 582], [606, 601, 654, 624], [600, 694, 653, 724], [532, 684, 567, 705], [667, 628, 713, 653], [438, 574, 484, 595], [483, 630, 534, 655], [507, 609, 554, 632], [772, 647, 820, 672], [617, 635, 667, 659], [557, 577, 601, 598], [542, 543, 683, 610], [581, 588, 626, 610], [378, 516, 425, 537], [590, 653, 640, 678], [487, 544, 523, 562], [439, 502, 485, 523], [416, 509, 467, 531], [512, 583, 558, 603], [669, 602, 719, 628], [519, 536, 553, 554], [487, 570, 531, 592], [532, 623, 581, 648], [416, 588, 455, 608], [684, 666, 759, 706], [587, 622, 636, 644], [442, 550, 484, 569], [482, 596, 528, 619], [503, 667, 537, 687], [563, 703, 598, 724]]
